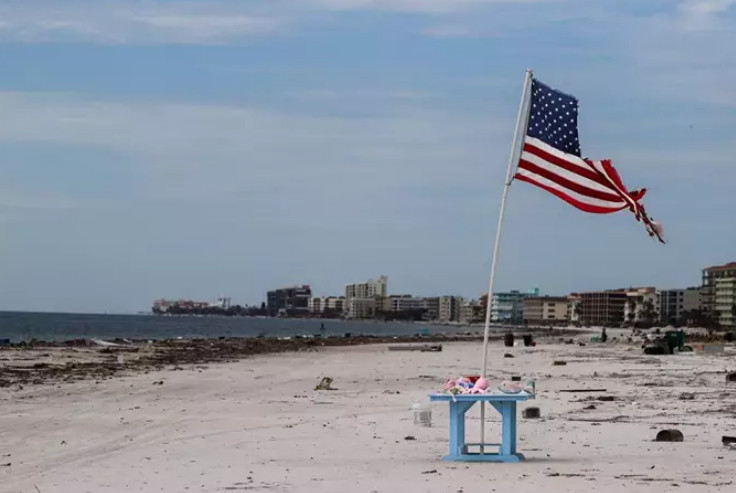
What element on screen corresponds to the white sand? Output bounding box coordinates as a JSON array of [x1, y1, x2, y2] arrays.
[[2, 340, 736, 492]]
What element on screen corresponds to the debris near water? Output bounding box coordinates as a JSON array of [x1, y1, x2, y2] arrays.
[[315, 377, 336, 391], [655, 429, 684, 442], [560, 388, 607, 393], [387, 344, 442, 352], [522, 407, 540, 419]]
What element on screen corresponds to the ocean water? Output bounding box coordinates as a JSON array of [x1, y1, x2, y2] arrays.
[[0, 311, 477, 343]]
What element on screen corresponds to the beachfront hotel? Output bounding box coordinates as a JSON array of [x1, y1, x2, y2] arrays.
[[344, 275, 387, 318], [701, 262, 736, 327]]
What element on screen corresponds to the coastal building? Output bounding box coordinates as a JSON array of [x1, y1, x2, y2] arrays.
[[152, 298, 210, 314], [658, 287, 701, 325], [459, 299, 484, 324], [324, 296, 345, 314], [308, 296, 345, 316], [623, 287, 659, 326], [383, 295, 425, 313], [308, 297, 323, 313], [568, 294, 582, 325], [702, 262, 736, 327], [347, 297, 377, 319], [422, 297, 440, 321], [522, 296, 569, 326], [578, 290, 627, 326], [266, 285, 312, 317], [490, 288, 540, 324], [345, 275, 387, 318], [439, 296, 464, 323], [714, 277, 736, 327]]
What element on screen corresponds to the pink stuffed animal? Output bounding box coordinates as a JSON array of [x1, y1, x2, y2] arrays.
[[473, 377, 489, 390], [468, 376, 489, 394]]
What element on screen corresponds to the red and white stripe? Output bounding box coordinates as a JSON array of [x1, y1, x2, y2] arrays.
[[514, 136, 665, 242]]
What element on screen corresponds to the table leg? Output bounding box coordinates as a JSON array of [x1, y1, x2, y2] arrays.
[[501, 401, 517, 456], [448, 401, 475, 457]]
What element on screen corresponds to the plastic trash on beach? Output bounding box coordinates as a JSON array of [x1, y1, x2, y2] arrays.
[[498, 380, 524, 394], [411, 401, 432, 427]]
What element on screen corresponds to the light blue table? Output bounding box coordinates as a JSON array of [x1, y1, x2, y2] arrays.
[[429, 392, 533, 462]]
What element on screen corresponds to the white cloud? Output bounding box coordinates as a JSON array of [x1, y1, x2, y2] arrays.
[[0, 1, 286, 44], [679, 0, 735, 14], [0, 0, 567, 44], [675, 0, 736, 30], [132, 15, 283, 41]]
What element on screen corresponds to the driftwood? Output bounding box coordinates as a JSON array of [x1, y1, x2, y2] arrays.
[[559, 388, 608, 393], [387, 344, 442, 352]]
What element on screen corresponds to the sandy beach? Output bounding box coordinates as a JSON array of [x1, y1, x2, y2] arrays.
[[2, 336, 736, 492]]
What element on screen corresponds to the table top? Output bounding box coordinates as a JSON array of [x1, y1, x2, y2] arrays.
[[430, 392, 532, 402]]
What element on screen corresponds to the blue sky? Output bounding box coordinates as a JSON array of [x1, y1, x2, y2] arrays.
[[0, 0, 735, 313]]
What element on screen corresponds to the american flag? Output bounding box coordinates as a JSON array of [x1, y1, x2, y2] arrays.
[[514, 78, 664, 243]]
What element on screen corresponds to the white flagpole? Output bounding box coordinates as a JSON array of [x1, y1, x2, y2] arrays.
[[479, 68, 533, 453]]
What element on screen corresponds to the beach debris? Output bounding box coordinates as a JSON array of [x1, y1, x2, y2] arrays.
[[723, 436, 736, 446], [90, 338, 122, 347], [388, 344, 442, 352], [314, 377, 336, 391], [421, 469, 438, 474], [553, 360, 567, 366], [1, 462, 10, 467], [702, 344, 724, 353], [655, 429, 684, 442], [726, 372, 736, 383], [504, 333, 514, 347], [498, 380, 525, 394], [522, 407, 540, 419], [560, 388, 607, 393], [583, 404, 597, 410], [504, 353, 514, 358], [404, 435, 416, 441], [596, 396, 616, 402], [152, 380, 164, 385], [679, 393, 695, 401], [412, 402, 432, 426]]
